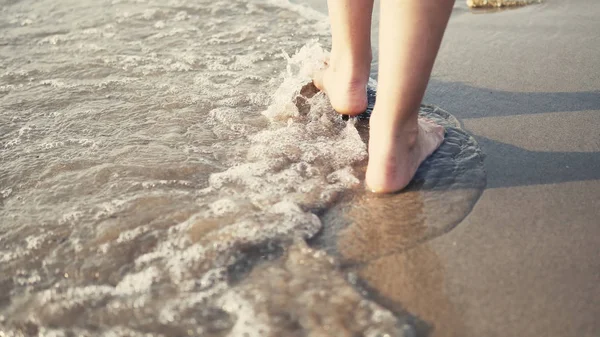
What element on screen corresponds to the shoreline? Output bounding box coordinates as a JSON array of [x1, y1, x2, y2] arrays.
[[297, 0, 600, 336]]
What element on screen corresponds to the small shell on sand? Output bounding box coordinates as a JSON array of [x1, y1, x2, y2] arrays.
[[466, 0, 540, 8]]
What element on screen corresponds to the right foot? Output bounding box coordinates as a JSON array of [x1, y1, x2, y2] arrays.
[[366, 115, 445, 193], [312, 60, 369, 116]]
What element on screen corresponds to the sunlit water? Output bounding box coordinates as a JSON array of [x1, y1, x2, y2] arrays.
[[0, 0, 485, 335]]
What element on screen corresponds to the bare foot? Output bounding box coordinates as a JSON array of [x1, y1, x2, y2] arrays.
[[312, 60, 369, 116], [366, 115, 445, 193]]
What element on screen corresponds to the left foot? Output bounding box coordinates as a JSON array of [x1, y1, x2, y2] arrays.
[[312, 58, 370, 116]]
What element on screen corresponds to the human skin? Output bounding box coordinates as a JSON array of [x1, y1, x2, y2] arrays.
[[313, 0, 454, 192]]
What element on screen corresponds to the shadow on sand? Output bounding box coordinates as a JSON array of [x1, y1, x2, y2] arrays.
[[307, 80, 599, 336]]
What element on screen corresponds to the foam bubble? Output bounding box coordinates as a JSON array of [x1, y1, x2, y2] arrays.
[[114, 267, 158, 295], [0, 0, 481, 335]]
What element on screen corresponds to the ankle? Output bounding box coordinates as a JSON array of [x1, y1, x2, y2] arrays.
[[329, 52, 372, 81], [369, 108, 419, 147]]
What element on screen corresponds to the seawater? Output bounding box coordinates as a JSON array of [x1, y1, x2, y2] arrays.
[[0, 0, 485, 336]]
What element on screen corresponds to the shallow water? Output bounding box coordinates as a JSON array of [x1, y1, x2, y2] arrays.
[[1, 0, 485, 335]]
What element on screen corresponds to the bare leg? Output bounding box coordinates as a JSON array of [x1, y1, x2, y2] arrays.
[[313, 0, 374, 116], [366, 0, 454, 193]]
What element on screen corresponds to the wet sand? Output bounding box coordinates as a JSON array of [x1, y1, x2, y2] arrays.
[[0, 0, 597, 334], [299, 0, 600, 336]]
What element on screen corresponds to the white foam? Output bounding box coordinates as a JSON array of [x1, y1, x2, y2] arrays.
[[114, 267, 158, 295], [0, 0, 407, 334], [209, 198, 239, 216], [218, 292, 271, 337], [263, 43, 328, 120], [116, 225, 147, 243], [25, 233, 48, 250]]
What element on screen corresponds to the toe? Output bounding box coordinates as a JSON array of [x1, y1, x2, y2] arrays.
[[419, 118, 444, 135]]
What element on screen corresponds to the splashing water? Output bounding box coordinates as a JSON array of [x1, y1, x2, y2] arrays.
[[0, 0, 485, 335]]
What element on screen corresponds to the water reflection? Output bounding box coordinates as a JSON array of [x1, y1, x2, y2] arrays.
[[338, 191, 467, 337], [309, 88, 485, 336]]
